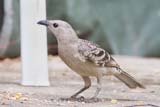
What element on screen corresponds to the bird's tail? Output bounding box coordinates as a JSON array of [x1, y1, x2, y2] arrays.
[[114, 68, 145, 89]]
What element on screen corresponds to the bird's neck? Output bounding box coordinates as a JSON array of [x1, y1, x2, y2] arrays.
[[57, 32, 79, 45], [57, 33, 79, 60]]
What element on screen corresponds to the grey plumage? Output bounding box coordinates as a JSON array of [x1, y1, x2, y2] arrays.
[[37, 20, 145, 99], [78, 39, 145, 89]]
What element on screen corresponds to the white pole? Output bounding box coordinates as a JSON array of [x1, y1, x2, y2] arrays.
[[20, 0, 49, 86]]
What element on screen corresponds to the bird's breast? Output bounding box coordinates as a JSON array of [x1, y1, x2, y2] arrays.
[[58, 46, 100, 77]]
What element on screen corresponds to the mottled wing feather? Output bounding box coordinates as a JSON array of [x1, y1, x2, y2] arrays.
[[78, 39, 119, 68]]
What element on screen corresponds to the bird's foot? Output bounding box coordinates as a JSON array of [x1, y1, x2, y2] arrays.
[[61, 96, 102, 103], [90, 97, 101, 102], [68, 96, 85, 102], [77, 96, 85, 102], [69, 95, 77, 100]]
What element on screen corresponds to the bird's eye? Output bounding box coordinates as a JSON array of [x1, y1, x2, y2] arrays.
[[53, 23, 58, 28]]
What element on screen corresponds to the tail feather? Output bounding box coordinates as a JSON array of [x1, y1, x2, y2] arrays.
[[114, 69, 145, 89]]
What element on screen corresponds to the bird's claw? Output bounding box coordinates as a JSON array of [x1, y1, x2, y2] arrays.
[[69, 96, 85, 102], [90, 97, 101, 102], [77, 96, 85, 102], [69, 95, 76, 101]]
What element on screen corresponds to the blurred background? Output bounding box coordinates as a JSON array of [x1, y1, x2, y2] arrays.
[[0, 1, 160, 106], [0, 0, 160, 58]]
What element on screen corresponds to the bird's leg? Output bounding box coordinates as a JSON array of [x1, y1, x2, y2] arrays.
[[92, 76, 102, 99], [70, 76, 91, 99]]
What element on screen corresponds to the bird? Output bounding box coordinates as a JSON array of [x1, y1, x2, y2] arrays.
[[37, 20, 145, 99]]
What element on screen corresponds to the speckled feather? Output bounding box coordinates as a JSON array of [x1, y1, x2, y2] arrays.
[[78, 39, 119, 68]]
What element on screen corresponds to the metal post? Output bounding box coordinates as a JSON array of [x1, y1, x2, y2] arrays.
[[20, 0, 49, 86]]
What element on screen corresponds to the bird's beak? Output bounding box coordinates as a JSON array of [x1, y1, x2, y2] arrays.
[[37, 20, 49, 26]]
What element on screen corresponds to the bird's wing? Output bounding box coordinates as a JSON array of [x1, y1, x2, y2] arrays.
[[78, 39, 119, 68]]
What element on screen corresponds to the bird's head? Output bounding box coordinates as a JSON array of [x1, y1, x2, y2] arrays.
[[37, 20, 77, 40]]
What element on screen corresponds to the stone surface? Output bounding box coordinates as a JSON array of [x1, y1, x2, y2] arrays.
[[0, 55, 160, 107]]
